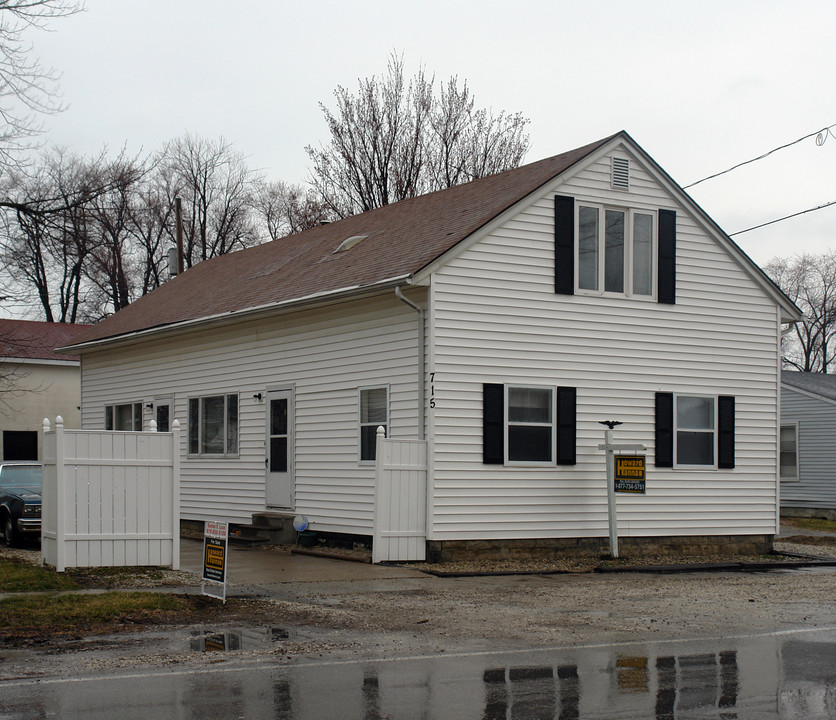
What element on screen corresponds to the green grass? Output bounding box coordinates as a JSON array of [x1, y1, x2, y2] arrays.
[[0, 558, 80, 592], [0, 591, 194, 629], [782, 517, 836, 533]]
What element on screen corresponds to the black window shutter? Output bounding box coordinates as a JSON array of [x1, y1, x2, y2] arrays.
[[658, 209, 676, 304], [655, 392, 674, 467], [554, 195, 575, 295], [718, 395, 735, 469], [483, 383, 504, 464], [556, 386, 577, 465]]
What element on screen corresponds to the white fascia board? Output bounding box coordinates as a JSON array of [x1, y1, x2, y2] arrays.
[[58, 274, 413, 355], [0, 357, 80, 366]]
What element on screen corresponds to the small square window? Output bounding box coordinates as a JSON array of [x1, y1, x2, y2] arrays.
[[187, 394, 239, 456]]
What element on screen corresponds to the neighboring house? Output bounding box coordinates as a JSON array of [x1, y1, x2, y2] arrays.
[[0, 320, 89, 461], [780, 370, 836, 520], [60, 131, 801, 559]]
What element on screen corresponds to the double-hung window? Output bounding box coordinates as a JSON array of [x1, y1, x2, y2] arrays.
[[105, 402, 143, 431], [359, 386, 388, 462], [578, 205, 655, 297], [188, 393, 238, 456], [675, 395, 715, 467], [506, 386, 555, 464], [779, 424, 799, 481]]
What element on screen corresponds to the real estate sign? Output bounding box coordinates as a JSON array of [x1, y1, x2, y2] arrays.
[[614, 455, 646, 494], [202, 520, 228, 602]]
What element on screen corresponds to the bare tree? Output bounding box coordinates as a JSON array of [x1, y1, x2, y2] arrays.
[[0, 147, 103, 321], [306, 53, 530, 218], [253, 180, 331, 240], [0, 1, 82, 170], [765, 252, 836, 373], [156, 135, 261, 268]]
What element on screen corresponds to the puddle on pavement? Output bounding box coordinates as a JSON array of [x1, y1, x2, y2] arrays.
[[189, 626, 300, 652]]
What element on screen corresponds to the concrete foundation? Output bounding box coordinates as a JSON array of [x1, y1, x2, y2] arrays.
[[426, 534, 774, 563]]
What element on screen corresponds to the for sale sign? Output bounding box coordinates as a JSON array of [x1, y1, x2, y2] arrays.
[[202, 521, 228, 601], [614, 455, 646, 494]]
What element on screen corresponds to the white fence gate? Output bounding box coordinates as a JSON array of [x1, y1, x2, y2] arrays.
[[41, 416, 181, 572], [372, 428, 428, 563]]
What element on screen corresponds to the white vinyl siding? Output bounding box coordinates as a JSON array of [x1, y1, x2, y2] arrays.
[[781, 386, 836, 508], [80, 292, 424, 531], [428, 145, 782, 541]]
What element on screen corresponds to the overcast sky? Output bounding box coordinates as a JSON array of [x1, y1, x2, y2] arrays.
[[28, 0, 836, 266]]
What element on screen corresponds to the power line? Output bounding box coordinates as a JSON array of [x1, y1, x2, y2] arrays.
[[729, 199, 836, 236], [685, 123, 836, 189]]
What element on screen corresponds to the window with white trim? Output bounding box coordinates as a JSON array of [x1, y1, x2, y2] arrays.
[[105, 402, 143, 431], [577, 205, 655, 297], [188, 394, 238, 456], [780, 424, 799, 481], [359, 386, 388, 462], [675, 395, 715, 467], [506, 385, 555, 464]]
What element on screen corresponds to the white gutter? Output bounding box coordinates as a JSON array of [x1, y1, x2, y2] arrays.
[[395, 286, 426, 440], [58, 275, 413, 354]]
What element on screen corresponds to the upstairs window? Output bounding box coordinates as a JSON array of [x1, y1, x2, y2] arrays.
[[577, 205, 655, 298], [188, 394, 238, 456]]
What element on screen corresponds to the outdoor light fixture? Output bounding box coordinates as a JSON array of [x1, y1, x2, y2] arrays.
[[253, 393, 263, 401], [146, 403, 154, 410]]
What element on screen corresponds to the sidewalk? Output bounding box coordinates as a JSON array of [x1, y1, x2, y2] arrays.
[[179, 538, 425, 593]]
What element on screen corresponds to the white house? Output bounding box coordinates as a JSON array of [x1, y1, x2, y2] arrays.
[[780, 370, 836, 520], [0, 319, 88, 461], [60, 131, 801, 560]]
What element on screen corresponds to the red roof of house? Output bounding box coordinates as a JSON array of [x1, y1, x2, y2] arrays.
[[0, 319, 91, 361], [65, 134, 619, 349]]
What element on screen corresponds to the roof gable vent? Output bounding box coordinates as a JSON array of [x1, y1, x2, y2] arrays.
[[611, 157, 630, 190], [334, 235, 368, 253]]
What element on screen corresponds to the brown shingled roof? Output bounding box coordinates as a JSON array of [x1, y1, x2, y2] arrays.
[[67, 133, 620, 348], [0, 319, 91, 361]]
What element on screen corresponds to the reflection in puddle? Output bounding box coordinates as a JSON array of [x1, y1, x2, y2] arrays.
[[189, 626, 298, 652]]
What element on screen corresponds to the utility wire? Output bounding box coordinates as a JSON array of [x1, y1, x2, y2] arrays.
[[730, 199, 836, 236], [685, 123, 836, 189]]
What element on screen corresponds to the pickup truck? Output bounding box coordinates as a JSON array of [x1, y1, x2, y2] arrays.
[[0, 462, 42, 547]]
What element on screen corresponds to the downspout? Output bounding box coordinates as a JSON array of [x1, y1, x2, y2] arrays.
[[395, 286, 425, 440]]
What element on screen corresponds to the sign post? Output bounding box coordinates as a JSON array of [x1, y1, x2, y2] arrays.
[[202, 520, 228, 603], [598, 422, 646, 559]]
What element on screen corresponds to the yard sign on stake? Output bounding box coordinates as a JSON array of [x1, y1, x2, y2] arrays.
[[202, 520, 228, 603], [597, 421, 646, 559]]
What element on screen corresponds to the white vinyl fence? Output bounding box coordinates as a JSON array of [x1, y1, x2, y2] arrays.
[[372, 427, 428, 563], [41, 416, 181, 572]]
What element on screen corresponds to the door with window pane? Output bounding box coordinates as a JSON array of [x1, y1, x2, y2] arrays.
[[266, 390, 292, 508]]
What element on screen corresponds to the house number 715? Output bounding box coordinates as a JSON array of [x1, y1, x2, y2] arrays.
[[429, 372, 436, 408]]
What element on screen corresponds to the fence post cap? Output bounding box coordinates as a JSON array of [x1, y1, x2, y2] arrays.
[[43, 418, 50, 431], [376, 425, 386, 438], [149, 419, 157, 432], [55, 415, 64, 428], [172, 419, 181, 430]]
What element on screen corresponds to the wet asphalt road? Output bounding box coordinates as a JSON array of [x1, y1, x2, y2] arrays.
[[3, 626, 836, 719]]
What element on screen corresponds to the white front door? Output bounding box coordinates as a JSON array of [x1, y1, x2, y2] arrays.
[[266, 390, 292, 508]]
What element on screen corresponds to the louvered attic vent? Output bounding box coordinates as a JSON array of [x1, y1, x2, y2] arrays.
[[334, 234, 368, 253], [611, 157, 630, 189]]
